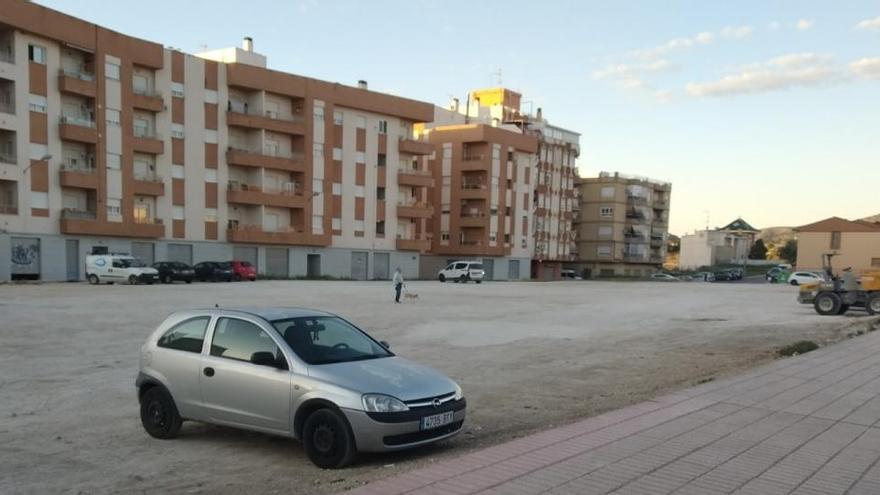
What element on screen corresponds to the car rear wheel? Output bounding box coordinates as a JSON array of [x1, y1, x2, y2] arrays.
[[302, 408, 356, 469], [866, 293, 880, 315], [459, 275, 468, 284], [476, 280, 482, 284], [790, 280, 799, 286], [140, 387, 182, 439], [438, 274, 446, 282], [88, 274, 99, 285], [814, 292, 842, 316], [129, 275, 139, 285]]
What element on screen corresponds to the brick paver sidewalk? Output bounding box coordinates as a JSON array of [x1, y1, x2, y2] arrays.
[[345, 323, 880, 495]]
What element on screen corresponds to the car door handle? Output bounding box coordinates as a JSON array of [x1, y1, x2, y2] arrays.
[[203, 367, 215, 377]]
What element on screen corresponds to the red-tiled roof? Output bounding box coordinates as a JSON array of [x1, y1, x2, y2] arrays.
[[795, 216, 880, 233]]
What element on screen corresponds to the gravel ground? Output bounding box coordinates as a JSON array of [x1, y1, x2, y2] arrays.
[[0, 279, 873, 494]]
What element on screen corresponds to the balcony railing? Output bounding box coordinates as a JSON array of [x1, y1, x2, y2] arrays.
[[134, 217, 163, 225], [132, 87, 163, 98], [228, 103, 304, 123], [60, 68, 95, 81], [228, 182, 304, 196], [0, 100, 13, 114], [462, 154, 485, 161], [460, 210, 486, 218], [624, 233, 646, 241], [627, 195, 648, 205], [133, 127, 161, 139], [399, 166, 431, 175], [0, 203, 17, 215], [462, 182, 487, 190], [0, 152, 15, 164], [228, 146, 304, 161], [61, 208, 97, 220], [460, 240, 483, 246], [134, 172, 163, 183], [61, 161, 96, 173], [61, 115, 96, 128]]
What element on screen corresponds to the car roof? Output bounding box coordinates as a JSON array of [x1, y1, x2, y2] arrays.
[[176, 306, 338, 321]]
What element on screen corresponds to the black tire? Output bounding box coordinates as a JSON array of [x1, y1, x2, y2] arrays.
[[88, 274, 99, 285], [866, 293, 880, 316], [302, 408, 356, 469], [438, 274, 446, 283], [790, 280, 799, 286], [140, 387, 182, 439], [185, 280, 192, 284], [814, 292, 842, 316], [476, 280, 482, 284], [129, 275, 139, 285], [459, 275, 468, 284], [234, 274, 243, 282]]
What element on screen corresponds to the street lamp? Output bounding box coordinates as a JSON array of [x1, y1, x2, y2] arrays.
[[21, 154, 52, 175]]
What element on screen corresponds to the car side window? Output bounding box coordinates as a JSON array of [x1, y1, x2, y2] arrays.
[[454, 263, 466, 270], [211, 318, 284, 365], [112, 260, 123, 268], [157, 316, 210, 353]]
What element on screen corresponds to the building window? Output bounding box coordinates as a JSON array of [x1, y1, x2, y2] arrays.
[[204, 90, 218, 104], [872, 258, 880, 267], [354, 219, 365, 232], [105, 108, 121, 126], [28, 94, 47, 113], [356, 115, 366, 129], [105, 61, 120, 81], [354, 185, 365, 197], [441, 203, 450, 214], [377, 153, 386, 166], [28, 45, 46, 64], [30, 191, 49, 209], [600, 206, 613, 217], [505, 206, 512, 216], [313, 143, 324, 159], [170, 82, 185, 99], [107, 198, 121, 217], [172, 206, 185, 220], [204, 208, 217, 222], [106, 153, 121, 170], [355, 151, 365, 163], [376, 186, 385, 200], [332, 147, 342, 161], [441, 232, 450, 241], [332, 182, 342, 195], [376, 221, 385, 236], [601, 186, 615, 198], [598, 225, 613, 237], [171, 123, 185, 139], [377, 120, 387, 134], [313, 106, 324, 120], [597, 245, 612, 257], [204, 130, 218, 143], [205, 169, 217, 183], [171, 164, 185, 179], [333, 111, 343, 125], [331, 217, 341, 230], [830, 231, 841, 250]]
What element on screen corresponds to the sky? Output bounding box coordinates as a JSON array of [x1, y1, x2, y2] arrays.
[[37, 0, 880, 235]]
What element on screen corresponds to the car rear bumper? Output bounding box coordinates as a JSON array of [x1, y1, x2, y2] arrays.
[[137, 273, 159, 283], [341, 402, 466, 452]]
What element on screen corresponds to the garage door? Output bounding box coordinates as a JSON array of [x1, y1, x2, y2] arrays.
[[132, 242, 154, 265], [351, 252, 368, 281], [373, 252, 389, 279], [482, 259, 494, 280], [166, 244, 192, 265], [265, 248, 289, 277], [11, 237, 40, 280], [508, 260, 520, 280], [233, 246, 257, 266]]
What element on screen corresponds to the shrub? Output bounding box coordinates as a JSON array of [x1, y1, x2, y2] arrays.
[[778, 340, 819, 357]]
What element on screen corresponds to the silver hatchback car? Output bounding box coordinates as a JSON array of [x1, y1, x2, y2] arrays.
[[137, 307, 466, 468]]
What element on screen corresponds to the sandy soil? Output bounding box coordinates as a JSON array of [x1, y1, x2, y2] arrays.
[[0, 280, 874, 494]]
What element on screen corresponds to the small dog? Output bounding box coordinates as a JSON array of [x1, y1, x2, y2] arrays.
[[404, 292, 420, 300]]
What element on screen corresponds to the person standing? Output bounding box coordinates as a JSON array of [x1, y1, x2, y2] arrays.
[[392, 268, 404, 303]]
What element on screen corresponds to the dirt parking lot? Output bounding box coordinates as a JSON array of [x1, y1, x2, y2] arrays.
[[0, 280, 874, 494]]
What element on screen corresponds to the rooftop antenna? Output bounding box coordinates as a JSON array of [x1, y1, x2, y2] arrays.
[[491, 68, 502, 87], [703, 210, 710, 231]]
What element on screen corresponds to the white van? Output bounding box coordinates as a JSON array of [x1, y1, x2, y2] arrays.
[[86, 255, 159, 285], [438, 261, 485, 283]]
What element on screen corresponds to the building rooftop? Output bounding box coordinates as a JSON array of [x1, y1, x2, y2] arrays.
[[795, 216, 880, 233]]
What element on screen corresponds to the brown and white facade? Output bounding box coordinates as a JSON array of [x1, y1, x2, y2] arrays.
[[573, 172, 672, 278], [794, 216, 880, 274], [0, 0, 434, 281]]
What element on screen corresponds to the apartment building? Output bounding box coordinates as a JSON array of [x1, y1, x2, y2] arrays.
[[0, 1, 434, 281], [794, 217, 880, 274], [417, 88, 580, 280], [573, 172, 672, 278], [679, 218, 758, 270]]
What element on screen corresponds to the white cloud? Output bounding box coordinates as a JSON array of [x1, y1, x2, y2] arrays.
[[851, 58, 880, 79], [686, 53, 844, 97], [630, 32, 714, 59], [796, 19, 815, 31], [720, 25, 754, 39], [592, 59, 676, 80], [855, 16, 880, 31]]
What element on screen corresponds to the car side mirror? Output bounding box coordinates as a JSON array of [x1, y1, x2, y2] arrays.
[[380, 340, 391, 350], [250, 351, 280, 367]]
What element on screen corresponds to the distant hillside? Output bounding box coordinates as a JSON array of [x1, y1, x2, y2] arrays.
[[759, 226, 795, 261], [860, 213, 880, 224]]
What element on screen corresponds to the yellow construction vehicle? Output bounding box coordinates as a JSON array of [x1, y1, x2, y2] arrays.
[[806, 253, 880, 315]]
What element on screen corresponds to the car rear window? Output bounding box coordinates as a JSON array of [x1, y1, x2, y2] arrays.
[[157, 316, 210, 353], [240, 261, 253, 267], [470, 264, 483, 270]]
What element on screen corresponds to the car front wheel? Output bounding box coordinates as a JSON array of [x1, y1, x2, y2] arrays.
[[790, 280, 799, 286], [302, 408, 356, 469], [88, 274, 99, 285], [438, 274, 446, 282], [129, 275, 139, 285], [459, 275, 468, 283], [140, 387, 182, 439]]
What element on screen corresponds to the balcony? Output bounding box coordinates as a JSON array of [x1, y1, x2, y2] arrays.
[[226, 147, 306, 173], [398, 137, 434, 155], [627, 195, 648, 205], [227, 184, 307, 209], [0, 203, 17, 215], [60, 209, 165, 238], [132, 88, 164, 112], [396, 236, 431, 252], [397, 168, 434, 187], [227, 225, 327, 246], [0, 151, 16, 165], [654, 198, 669, 209], [460, 154, 487, 171], [396, 200, 432, 219], [132, 127, 164, 154], [0, 99, 13, 115], [651, 238, 664, 247], [59, 115, 97, 143], [227, 108, 305, 136], [460, 183, 489, 199], [624, 233, 646, 242], [58, 69, 96, 98], [59, 163, 98, 189], [133, 173, 165, 196], [459, 212, 487, 227]]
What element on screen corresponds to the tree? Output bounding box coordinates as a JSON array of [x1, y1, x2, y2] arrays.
[[749, 239, 768, 260], [778, 239, 798, 263]]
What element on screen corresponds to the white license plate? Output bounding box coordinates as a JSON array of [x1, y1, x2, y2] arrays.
[[421, 411, 454, 431]]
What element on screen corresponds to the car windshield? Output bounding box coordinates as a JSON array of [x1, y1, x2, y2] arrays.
[[240, 261, 253, 267], [119, 257, 145, 268], [469, 263, 483, 270], [271, 316, 392, 365]]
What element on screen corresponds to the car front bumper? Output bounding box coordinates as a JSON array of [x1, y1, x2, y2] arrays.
[[138, 273, 159, 283], [341, 401, 466, 452]]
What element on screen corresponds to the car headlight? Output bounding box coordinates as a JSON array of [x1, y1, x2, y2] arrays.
[[453, 383, 464, 401], [362, 394, 409, 413]]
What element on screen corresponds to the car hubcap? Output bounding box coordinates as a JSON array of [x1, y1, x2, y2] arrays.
[[818, 298, 834, 312], [871, 299, 880, 313], [148, 401, 166, 429], [313, 424, 335, 454]]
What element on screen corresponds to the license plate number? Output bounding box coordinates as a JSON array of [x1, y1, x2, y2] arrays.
[[421, 411, 454, 431]]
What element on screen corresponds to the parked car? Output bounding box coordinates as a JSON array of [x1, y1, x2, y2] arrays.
[[229, 260, 257, 281], [561, 269, 583, 280], [137, 307, 466, 468], [86, 254, 159, 285], [712, 271, 735, 282], [152, 261, 195, 284], [650, 273, 679, 281], [787, 271, 825, 286], [692, 271, 716, 282], [193, 261, 234, 282], [438, 261, 485, 283]]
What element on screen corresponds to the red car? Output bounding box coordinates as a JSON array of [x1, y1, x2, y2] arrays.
[[228, 260, 257, 281]]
